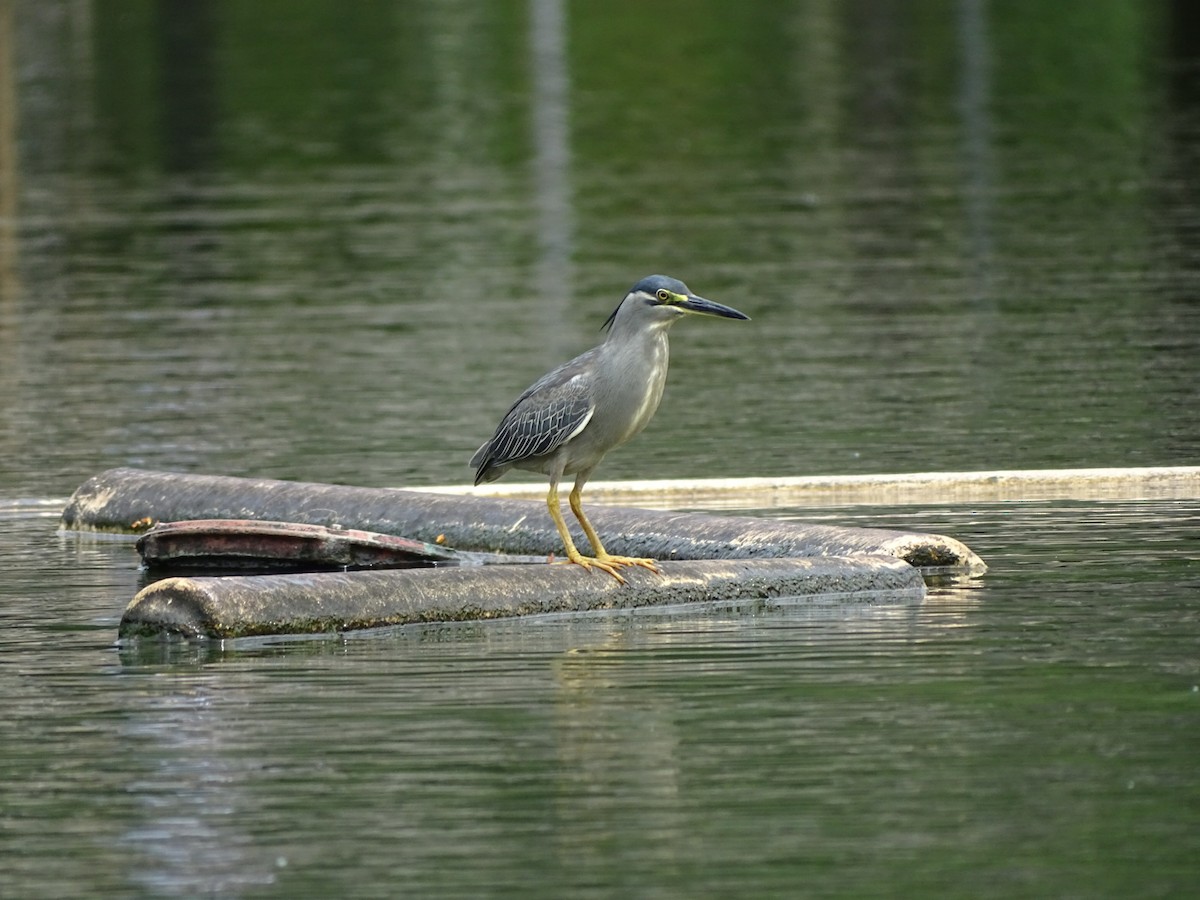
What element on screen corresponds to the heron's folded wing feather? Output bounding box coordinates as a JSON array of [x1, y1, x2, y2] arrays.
[[486, 383, 594, 466]]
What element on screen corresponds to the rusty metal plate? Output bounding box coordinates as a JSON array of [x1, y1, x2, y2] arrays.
[[136, 519, 458, 573]]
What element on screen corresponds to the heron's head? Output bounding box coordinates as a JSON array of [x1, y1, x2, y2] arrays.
[[603, 275, 749, 332]]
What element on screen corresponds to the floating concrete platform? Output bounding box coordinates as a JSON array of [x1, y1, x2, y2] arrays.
[[58, 467, 987, 640]]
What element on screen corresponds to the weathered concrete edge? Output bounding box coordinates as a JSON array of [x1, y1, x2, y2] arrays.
[[119, 556, 925, 640], [60, 468, 987, 575], [416, 465, 1200, 508]]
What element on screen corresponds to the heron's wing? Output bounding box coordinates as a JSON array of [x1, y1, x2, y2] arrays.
[[485, 383, 594, 467], [475, 353, 597, 472]]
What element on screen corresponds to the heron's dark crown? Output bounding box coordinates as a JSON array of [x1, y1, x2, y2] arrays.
[[602, 274, 691, 331], [628, 274, 690, 297]]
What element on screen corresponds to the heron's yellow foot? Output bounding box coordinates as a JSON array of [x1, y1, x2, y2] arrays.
[[598, 554, 660, 574], [557, 550, 660, 583]]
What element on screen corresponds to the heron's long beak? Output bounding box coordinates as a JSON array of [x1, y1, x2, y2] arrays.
[[679, 295, 750, 320]]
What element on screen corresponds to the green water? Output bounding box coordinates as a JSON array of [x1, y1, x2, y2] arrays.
[[1, 1, 1198, 896], [2, 501, 1197, 897]]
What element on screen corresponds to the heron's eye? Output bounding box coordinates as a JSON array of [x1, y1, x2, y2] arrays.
[[656, 289, 671, 302]]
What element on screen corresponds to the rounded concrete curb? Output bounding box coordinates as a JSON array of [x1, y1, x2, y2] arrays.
[[62, 467, 986, 574], [119, 556, 925, 640]]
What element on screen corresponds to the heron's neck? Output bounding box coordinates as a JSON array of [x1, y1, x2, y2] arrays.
[[605, 306, 673, 350], [603, 314, 672, 393]]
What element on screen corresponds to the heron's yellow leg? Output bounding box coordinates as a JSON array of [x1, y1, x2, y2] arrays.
[[546, 482, 586, 558], [568, 484, 660, 578], [546, 483, 628, 582]]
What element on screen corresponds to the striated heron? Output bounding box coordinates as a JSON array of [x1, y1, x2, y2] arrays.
[[470, 275, 749, 582]]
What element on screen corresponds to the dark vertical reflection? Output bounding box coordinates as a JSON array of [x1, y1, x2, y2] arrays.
[[1168, 0, 1200, 102], [958, 0, 994, 307], [155, 0, 218, 172], [840, 0, 923, 310], [1154, 0, 1200, 453], [0, 0, 17, 305], [1165, 0, 1200, 282], [0, 0, 17, 432]]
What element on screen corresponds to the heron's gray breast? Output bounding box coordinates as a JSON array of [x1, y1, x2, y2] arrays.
[[589, 336, 670, 450]]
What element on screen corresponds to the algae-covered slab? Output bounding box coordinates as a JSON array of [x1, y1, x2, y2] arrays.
[[119, 555, 925, 640]]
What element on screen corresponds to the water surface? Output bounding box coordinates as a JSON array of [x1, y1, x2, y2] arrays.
[[2, 500, 1198, 897], [1, 2, 1198, 896], [3, 1, 1197, 497]]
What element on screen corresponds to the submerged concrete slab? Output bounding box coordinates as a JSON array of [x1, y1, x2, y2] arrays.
[[61, 468, 986, 574], [119, 555, 925, 640], [420, 466, 1200, 509]]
